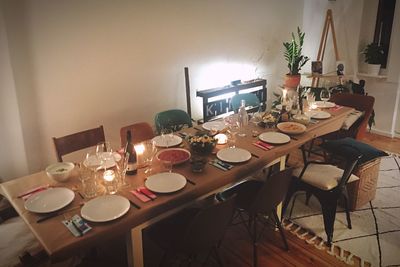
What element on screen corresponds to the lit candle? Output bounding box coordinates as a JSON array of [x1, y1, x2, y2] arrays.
[[282, 89, 288, 106], [103, 170, 115, 182], [214, 133, 228, 145], [134, 143, 145, 168]]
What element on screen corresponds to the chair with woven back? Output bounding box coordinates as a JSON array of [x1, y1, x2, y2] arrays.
[[52, 125, 106, 162], [119, 122, 155, 147]]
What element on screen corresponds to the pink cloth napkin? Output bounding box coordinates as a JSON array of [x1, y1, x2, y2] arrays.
[[18, 184, 50, 200], [130, 187, 157, 203], [330, 105, 343, 111], [252, 141, 274, 151]]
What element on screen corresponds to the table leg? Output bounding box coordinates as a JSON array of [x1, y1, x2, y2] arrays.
[[126, 227, 144, 267], [276, 155, 286, 219]]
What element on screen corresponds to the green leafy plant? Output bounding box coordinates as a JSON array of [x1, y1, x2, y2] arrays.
[[362, 43, 384, 64], [283, 27, 310, 75]]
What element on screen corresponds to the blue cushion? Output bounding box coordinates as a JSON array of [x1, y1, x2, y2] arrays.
[[321, 137, 388, 165]]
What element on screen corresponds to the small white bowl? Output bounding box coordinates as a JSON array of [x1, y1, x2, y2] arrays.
[[46, 162, 75, 182]]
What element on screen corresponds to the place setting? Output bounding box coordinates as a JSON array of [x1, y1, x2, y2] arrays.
[[152, 129, 183, 148]]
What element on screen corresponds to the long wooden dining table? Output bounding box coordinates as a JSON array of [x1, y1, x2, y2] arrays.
[[0, 106, 353, 267]]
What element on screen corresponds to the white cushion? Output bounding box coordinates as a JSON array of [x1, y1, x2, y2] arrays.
[[293, 164, 359, 190], [342, 110, 364, 130]]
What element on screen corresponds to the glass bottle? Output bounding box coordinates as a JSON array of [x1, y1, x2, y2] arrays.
[[238, 100, 248, 136], [125, 130, 137, 175]]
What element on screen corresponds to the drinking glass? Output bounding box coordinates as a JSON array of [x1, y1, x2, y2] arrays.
[[306, 92, 316, 110], [225, 117, 239, 148], [116, 151, 130, 188], [320, 88, 331, 104], [161, 128, 173, 148], [96, 141, 113, 170], [143, 140, 157, 174]]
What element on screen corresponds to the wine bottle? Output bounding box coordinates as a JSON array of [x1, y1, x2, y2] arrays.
[[279, 105, 290, 122], [125, 130, 137, 175]]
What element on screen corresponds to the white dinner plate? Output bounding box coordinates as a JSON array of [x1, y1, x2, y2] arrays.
[[81, 195, 130, 222], [314, 101, 335, 108], [217, 148, 252, 163], [25, 187, 75, 213], [258, 132, 290, 145], [152, 135, 182, 148], [305, 110, 331, 119], [202, 121, 226, 131], [145, 172, 187, 193]]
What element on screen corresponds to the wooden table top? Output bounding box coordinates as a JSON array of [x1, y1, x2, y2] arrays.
[[0, 106, 353, 260]]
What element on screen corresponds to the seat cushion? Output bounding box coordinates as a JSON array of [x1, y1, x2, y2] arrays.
[[293, 164, 359, 190], [321, 137, 388, 165]]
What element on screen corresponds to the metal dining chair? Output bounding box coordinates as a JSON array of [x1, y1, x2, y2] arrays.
[[283, 144, 362, 245], [119, 122, 155, 147], [216, 168, 293, 267], [154, 109, 193, 134], [146, 195, 235, 266], [52, 125, 106, 162]]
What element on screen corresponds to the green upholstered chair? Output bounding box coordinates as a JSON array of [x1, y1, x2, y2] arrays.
[[231, 93, 261, 113], [154, 109, 193, 134]]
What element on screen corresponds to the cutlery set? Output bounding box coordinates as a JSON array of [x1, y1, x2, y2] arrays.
[[209, 159, 234, 171]]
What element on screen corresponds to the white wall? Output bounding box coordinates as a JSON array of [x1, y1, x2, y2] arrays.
[[1, 0, 304, 178], [0, 6, 29, 181]]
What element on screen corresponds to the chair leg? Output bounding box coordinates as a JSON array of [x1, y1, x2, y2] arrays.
[[213, 246, 224, 267], [321, 202, 337, 245], [305, 192, 312, 205], [342, 194, 352, 229], [272, 210, 289, 251], [252, 215, 258, 267], [282, 179, 297, 216]]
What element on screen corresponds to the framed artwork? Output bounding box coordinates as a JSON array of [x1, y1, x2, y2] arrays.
[[311, 61, 323, 75]]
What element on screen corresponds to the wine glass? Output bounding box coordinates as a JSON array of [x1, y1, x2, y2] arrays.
[[161, 128, 173, 148], [224, 115, 239, 147], [320, 88, 331, 105], [143, 140, 157, 174], [96, 141, 114, 170], [116, 151, 130, 188]]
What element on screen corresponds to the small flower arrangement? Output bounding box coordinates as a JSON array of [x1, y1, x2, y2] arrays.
[[188, 134, 217, 154]]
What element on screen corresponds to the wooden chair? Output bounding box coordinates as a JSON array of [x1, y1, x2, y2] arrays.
[[283, 145, 362, 245], [146, 195, 235, 266], [119, 122, 154, 147], [231, 93, 261, 113], [216, 168, 293, 267], [52, 125, 105, 162], [154, 109, 193, 134]]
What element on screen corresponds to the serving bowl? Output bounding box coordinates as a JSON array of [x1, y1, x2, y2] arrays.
[[188, 135, 217, 155], [46, 162, 75, 182]]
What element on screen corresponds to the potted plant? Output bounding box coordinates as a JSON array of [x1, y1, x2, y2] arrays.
[[283, 27, 310, 89], [362, 42, 384, 75]]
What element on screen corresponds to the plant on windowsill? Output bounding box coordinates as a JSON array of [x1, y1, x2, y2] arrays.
[[362, 42, 384, 76], [283, 27, 310, 89]]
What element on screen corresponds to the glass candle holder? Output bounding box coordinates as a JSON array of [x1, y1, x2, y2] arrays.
[[103, 170, 118, 194]]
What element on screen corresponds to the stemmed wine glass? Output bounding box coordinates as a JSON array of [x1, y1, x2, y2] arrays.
[[116, 151, 130, 188], [143, 140, 157, 174], [320, 88, 331, 105], [96, 141, 114, 170], [161, 128, 173, 148]]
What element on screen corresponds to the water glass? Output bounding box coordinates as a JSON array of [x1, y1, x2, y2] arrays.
[[320, 88, 331, 103], [116, 151, 129, 188], [161, 128, 173, 147], [143, 140, 157, 174], [78, 163, 97, 198]]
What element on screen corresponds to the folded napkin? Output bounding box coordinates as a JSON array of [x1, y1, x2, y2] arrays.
[[330, 105, 343, 111], [253, 141, 274, 151], [130, 187, 157, 203], [18, 184, 50, 200]]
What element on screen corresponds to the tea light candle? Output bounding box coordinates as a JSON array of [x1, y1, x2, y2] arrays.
[[214, 133, 228, 145], [103, 170, 117, 194]]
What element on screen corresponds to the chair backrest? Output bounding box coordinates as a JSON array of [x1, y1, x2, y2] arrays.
[[231, 93, 261, 113], [248, 168, 293, 215], [179, 196, 235, 253], [330, 93, 375, 139], [120, 122, 155, 147], [52, 125, 105, 162], [154, 109, 193, 134]]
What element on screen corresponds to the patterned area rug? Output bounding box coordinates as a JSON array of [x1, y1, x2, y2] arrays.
[[284, 153, 400, 267]]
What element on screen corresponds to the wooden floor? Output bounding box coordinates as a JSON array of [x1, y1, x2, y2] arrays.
[[142, 133, 400, 267]]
